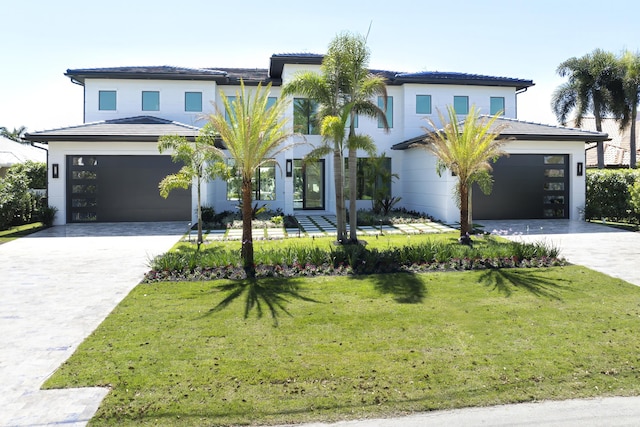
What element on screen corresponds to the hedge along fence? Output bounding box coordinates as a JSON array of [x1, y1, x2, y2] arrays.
[[585, 169, 640, 223]]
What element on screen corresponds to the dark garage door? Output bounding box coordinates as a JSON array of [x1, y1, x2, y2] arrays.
[[473, 154, 569, 220], [67, 155, 191, 222]]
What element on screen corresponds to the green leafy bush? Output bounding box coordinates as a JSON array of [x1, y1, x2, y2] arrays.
[[0, 162, 45, 230], [586, 169, 640, 223]]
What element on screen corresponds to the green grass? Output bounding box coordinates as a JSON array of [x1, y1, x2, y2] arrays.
[[0, 222, 44, 244], [45, 267, 640, 426]]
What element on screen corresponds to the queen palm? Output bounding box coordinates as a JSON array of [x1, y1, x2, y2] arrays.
[[552, 49, 618, 168], [282, 62, 348, 241], [612, 50, 640, 169], [0, 126, 27, 143], [207, 80, 294, 278], [422, 105, 507, 237]]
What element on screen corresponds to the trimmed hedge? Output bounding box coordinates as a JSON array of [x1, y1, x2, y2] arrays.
[[586, 169, 640, 223]]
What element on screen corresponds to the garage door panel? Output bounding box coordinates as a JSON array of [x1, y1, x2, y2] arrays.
[[67, 155, 190, 223], [473, 154, 568, 220]]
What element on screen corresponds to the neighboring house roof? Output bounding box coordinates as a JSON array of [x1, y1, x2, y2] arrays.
[[24, 116, 202, 143], [573, 117, 640, 167], [65, 54, 534, 90], [0, 136, 47, 168], [391, 117, 609, 150]]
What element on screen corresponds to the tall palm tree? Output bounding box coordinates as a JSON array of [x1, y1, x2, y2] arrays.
[[612, 50, 640, 169], [422, 105, 507, 237], [328, 32, 390, 242], [158, 124, 226, 248], [282, 65, 348, 242], [207, 80, 295, 278], [552, 49, 618, 168]]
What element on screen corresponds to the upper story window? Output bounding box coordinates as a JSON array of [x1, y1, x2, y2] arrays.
[[98, 91, 116, 111], [453, 96, 469, 115], [416, 95, 432, 114], [490, 97, 505, 115], [346, 113, 358, 129], [293, 98, 319, 135], [378, 96, 393, 128], [185, 92, 202, 112], [142, 91, 160, 111]]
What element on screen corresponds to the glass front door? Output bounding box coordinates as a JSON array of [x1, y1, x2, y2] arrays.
[[293, 159, 325, 210]]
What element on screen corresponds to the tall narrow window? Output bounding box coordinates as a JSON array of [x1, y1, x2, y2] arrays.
[[185, 92, 202, 112], [142, 91, 160, 111], [453, 96, 469, 115], [378, 96, 393, 128], [267, 96, 277, 110], [490, 97, 505, 115], [99, 91, 116, 111], [293, 98, 319, 135], [224, 96, 236, 123], [416, 95, 432, 114]]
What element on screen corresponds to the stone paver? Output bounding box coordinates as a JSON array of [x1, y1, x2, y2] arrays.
[[0, 222, 185, 427]]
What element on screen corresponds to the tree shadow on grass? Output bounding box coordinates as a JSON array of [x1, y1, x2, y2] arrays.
[[478, 268, 567, 300], [200, 278, 320, 326], [352, 272, 427, 303]]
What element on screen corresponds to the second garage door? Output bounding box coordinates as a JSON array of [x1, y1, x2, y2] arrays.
[[473, 154, 569, 220], [67, 155, 191, 222]]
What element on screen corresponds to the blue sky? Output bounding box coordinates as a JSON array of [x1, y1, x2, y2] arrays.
[[2, 0, 638, 132]]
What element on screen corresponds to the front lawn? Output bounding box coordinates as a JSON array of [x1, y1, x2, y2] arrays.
[[45, 267, 640, 426], [0, 222, 44, 244]]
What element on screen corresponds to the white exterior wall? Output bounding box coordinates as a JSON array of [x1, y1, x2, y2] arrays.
[[47, 140, 195, 225], [84, 79, 217, 126]]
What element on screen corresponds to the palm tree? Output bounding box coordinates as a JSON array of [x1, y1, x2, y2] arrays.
[[422, 105, 507, 237], [552, 49, 619, 168], [1, 126, 27, 143], [611, 50, 640, 169], [158, 124, 226, 248], [282, 66, 348, 242], [329, 32, 390, 242], [207, 80, 295, 278]]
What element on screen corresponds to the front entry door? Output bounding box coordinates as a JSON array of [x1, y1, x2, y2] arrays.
[[293, 159, 325, 210]]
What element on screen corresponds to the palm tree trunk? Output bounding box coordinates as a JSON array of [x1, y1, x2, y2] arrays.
[[241, 178, 255, 278], [594, 105, 605, 169], [196, 176, 203, 249], [459, 184, 469, 237], [334, 149, 346, 242], [348, 148, 358, 242], [631, 104, 637, 169]]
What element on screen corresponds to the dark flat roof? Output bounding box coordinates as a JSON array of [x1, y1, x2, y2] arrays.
[[391, 116, 610, 150], [65, 54, 534, 90], [24, 116, 202, 143]]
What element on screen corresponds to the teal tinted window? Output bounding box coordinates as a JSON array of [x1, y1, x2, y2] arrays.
[[142, 91, 160, 111], [416, 95, 432, 114], [98, 91, 116, 111], [453, 96, 469, 115], [490, 97, 505, 115], [346, 114, 358, 129], [185, 92, 202, 112], [225, 96, 236, 123], [267, 96, 277, 110], [378, 96, 393, 128]]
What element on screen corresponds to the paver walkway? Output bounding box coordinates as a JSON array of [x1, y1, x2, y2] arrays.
[[206, 215, 454, 241], [0, 222, 186, 426]]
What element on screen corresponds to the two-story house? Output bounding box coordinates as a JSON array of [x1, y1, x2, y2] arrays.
[[26, 53, 609, 226]]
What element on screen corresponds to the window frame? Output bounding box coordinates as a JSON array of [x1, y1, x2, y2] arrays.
[[416, 94, 432, 114], [185, 91, 203, 112], [142, 91, 160, 111], [226, 160, 277, 201], [453, 96, 469, 115], [378, 96, 393, 128], [98, 90, 117, 111], [293, 98, 319, 135], [490, 96, 505, 116]]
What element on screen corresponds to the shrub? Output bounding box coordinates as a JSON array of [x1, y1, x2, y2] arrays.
[[38, 205, 58, 227], [0, 164, 40, 230], [586, 169, 640, 223], [200, 206, 215, 223]]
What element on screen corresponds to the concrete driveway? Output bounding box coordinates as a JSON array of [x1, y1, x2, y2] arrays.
[[0, 222, 186, 426]]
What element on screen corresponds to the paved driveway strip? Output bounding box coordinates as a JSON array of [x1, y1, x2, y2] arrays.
[[0, 222, 185, 427]]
